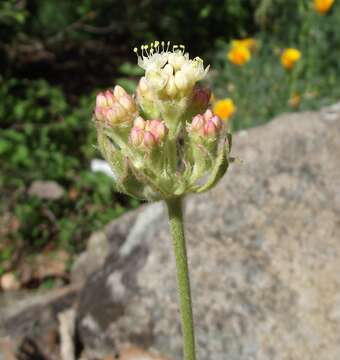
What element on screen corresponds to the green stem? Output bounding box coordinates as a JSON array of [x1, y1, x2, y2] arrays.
[[166, 197, 196, 360]]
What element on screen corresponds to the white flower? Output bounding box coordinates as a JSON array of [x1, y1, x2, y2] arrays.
[[167, 51, 189, 71], [134, 41, 209, 98], [181, 58, 210, 84]]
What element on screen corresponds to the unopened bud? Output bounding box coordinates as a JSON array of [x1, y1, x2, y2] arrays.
[[192, 87, 211, 110], [119, 94, 136, 112], [143, 131, 157, 149], [138, 77, 149, 94], [105, 108, 118, 124], [204, 120, 218, 137], [210, 115, 222, 130], [113, 85, 128, 99], [203, 109, 214, 121], [191, 114, 205, 134], [130, 127, 144, 147], [147, 119, 168, 142], [174, 70, 189, 91], [95, 85, 137, 126], [104, 90, 115, 106], [95, 107, 105, 121], [96, 93, 107, 107], [134, 116, 146, 129], [165, 75, 177, 97]]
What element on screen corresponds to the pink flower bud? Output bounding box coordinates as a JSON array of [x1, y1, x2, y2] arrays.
[[134, 116, 146, 129], [96, 93, 107, 107], [119, 94, 136, 112], [210, 115, 222, 130], [147, 120, 168, 142], [203, 109, 214, 121], [105, 108, 118, 124], [192, 87, 211, 109], [143, 131, 156, 149], [104, 90, 115, 106], [204, 120, 218, 137], [130, 127, 144, 147], [156, 122, 168, 141], [113, 85, 128, 99], [95, 107, 105, 121], [95, 86, 136, 127], [191, 114, 205, 134]]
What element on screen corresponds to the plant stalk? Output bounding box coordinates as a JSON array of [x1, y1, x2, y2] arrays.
[[166, 197, 196, 360]]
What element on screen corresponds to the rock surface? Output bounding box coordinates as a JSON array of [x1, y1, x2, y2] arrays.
[[77, 104, 340, 360], [28, 180, 65, 200]]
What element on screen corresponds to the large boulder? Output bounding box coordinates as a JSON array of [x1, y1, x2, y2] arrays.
[[76, 104, 340, 360]]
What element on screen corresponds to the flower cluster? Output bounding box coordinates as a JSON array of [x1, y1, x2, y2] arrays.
[[95, 86, 137, 126], [94, 42, 232, 201], [130, 117, 168, 150]]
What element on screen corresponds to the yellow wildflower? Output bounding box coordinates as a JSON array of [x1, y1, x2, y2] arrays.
[[281, 48, 301, 70], [227, 46, 251, 66], [314, 0, 335, 14], [213, 98, 236, 120], [288, 93, 301, 108], [231, 38, 257, 52]]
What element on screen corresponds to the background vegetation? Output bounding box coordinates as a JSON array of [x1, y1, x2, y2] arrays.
[[1, 0, 339, 283]]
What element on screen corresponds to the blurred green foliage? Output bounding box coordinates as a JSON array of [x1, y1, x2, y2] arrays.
[[0, 79, 138, 275], [0, 0, 339, 276]]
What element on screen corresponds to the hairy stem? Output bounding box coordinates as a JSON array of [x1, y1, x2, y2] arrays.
[[166, 197, 196, 360]]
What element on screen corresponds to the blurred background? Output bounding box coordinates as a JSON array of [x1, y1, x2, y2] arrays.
[[1, 0, 339, 291]]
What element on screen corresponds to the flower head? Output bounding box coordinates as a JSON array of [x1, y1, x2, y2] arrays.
[[129, 117, 168, 151], [94, 85, 137, 126], [213, 98, 236, 120], [231, 38, 257, 52], [314, 0, 335, 14], [188, 109, 223, 139], [134, 41, 209, 99], [227, 45, 251, 66], [94, 42, 232, 201], [281, 48, 301, 70], [288, 93, 301, 108]]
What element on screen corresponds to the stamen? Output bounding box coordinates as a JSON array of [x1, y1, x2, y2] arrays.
[[144, 44, 149, 56]]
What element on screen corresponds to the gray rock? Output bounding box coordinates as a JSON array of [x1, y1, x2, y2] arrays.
[[71, 231, 109, 284], [28, 180, 65, 200], [0, 285, 80, 359], [77, 105, 340, 359], [71, 206, 145, 284]]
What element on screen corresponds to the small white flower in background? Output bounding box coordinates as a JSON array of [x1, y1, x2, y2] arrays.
[[91, 159, 116, 180]]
